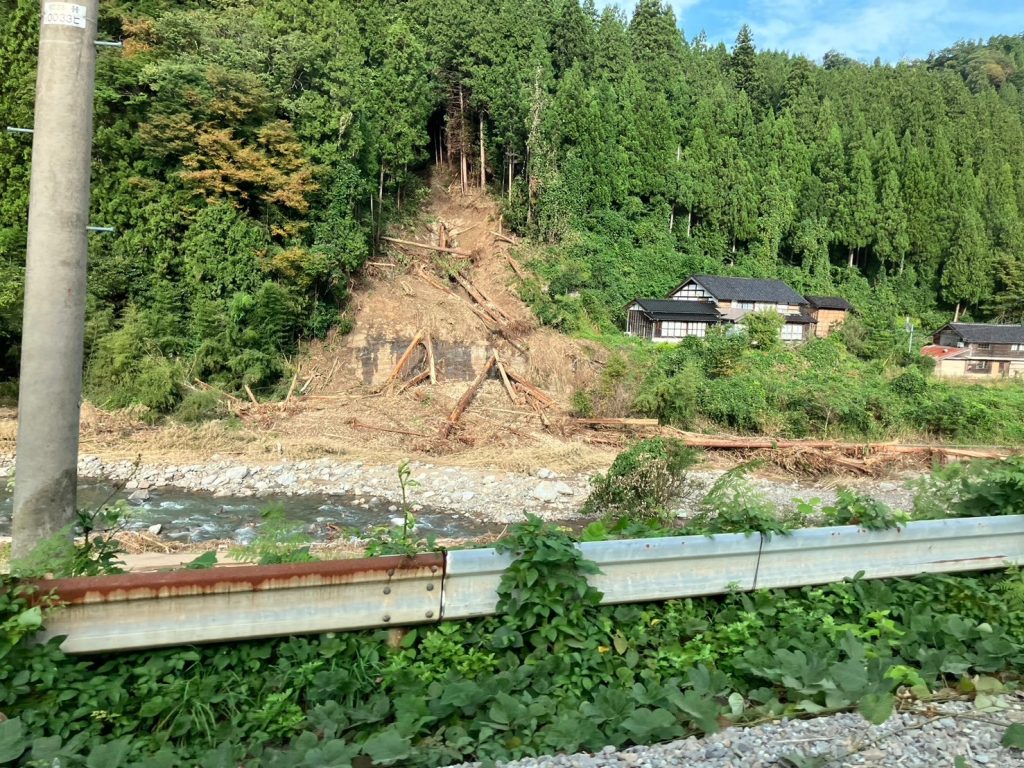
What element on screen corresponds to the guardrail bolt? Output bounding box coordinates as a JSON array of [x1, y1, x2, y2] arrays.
[[382, 614, 391, 623], [387, 568, 395, 576], [383, 587, 391, 595], [426, 583, 434, 591], [425, 610, 434, 618], [430, 565, 438, 573]]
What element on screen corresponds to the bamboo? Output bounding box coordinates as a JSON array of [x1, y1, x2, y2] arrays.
[[440, 354, 497, 438]]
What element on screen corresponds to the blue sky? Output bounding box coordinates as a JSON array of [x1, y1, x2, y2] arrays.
[[608, 1, 1024, 63]]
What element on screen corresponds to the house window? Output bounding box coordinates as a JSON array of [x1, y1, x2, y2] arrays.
[[657, 321, 706, 338], [781, 324, 803, 342], [1012, 344, 1022, 352], [975, 343, 991, 351], [738, 301, 755, 310], [967, 360, 992, 374]]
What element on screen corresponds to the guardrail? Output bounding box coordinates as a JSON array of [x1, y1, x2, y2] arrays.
[[35, 515, 1024, 654]]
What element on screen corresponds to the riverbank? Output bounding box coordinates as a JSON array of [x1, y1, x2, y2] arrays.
[[0, 451, 920, 528]]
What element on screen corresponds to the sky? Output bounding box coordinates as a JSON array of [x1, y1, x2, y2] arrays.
[[608, 0, 1024, 63]]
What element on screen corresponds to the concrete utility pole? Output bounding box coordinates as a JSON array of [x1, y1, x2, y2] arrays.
[[12, 1, 98, 560]]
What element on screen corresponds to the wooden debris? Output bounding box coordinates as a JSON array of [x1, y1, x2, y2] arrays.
[[425, 331, 437, 384], [243, 384, 259, 405], [575, 418, 660, 428], [490, 230, 519, 245], [383, 330, 425, 388], [440, 354, 497, 438], [338, 421, 431, 439], [503, 368, 556, 408], [495, 355, 520, 405], [503, 252, 527, 280], [399, 370, 430, 393], [281, 372, 299, 409], [381, 235, 470, 258]]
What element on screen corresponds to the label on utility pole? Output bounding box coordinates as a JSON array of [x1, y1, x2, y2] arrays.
[[42, 2, 87, 28]]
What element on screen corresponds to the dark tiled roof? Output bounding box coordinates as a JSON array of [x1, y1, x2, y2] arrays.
[[805, 295, 852, 311], [632, 299, 721, 323], [687, 275, 808, 305], [943, 323, 1024, 344], [784, 313, 815, 325]]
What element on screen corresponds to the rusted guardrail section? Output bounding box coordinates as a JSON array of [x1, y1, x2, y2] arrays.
[[31, 515, 1024, 654], [35, 553, 444, 653]]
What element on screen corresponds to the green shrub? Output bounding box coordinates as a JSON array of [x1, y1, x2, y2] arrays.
[[582, 438, 702, 521], [570, 390, 595, 418], [174, 390, 227, 423]]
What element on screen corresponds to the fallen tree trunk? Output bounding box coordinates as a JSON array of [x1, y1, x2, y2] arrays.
[[575, 418, 660, 428], [399, 370, 430, 393], [382, 330, 425, 388], [381, 236, 471, 258], [495, 356, 519, 405], [503, 368, 555, 408], [439, 354, 497, 438]]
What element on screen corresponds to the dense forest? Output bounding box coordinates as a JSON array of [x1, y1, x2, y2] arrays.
[[2, 0, 1024, 413]]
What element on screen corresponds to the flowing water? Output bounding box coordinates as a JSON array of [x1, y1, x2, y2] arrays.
[[0, 481, 501, 542]]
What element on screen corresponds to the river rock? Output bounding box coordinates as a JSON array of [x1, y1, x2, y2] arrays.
[[533, 481, 561, 503], [128, 489, 151, 503], [224, 466, 249, 482], [147, 523, 162, 536], [552, 481, 574, 496], [536, 468, 555, 479]]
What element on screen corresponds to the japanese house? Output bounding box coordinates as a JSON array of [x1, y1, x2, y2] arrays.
[[626, 275, 849, 343], [804, 295, 853, 338], [922, 323, 1024, 380]]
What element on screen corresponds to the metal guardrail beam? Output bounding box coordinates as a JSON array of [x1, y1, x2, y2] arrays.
[[36, 554, 444, 653], [32, 516, 1024, 654]]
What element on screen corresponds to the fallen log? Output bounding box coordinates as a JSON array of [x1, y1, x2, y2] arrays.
[[495, 356, 520, 405], [453, 272, 511, 325], [382, 330, 425, 388], [425, 331, 437, 385], [490, 230, 519, 245], [243, 384, 259, 405], [381, 236, 470, 258], [503, 368, 556, 408], [399, 370, 430, 393], [440, 354, 497, 438], [338, 422, 431, 439], [576, 418, 660, 428]]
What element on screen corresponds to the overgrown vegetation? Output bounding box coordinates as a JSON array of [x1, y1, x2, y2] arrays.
[[578, 330, 1024, 443], [4, 1, 1024, 422], [7, 502, 1024, 765]]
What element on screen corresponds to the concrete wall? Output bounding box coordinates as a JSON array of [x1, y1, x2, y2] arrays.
[[348, 335, 514, 386]]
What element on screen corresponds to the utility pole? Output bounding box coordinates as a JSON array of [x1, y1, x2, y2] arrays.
[[12, 1, 98, 560]]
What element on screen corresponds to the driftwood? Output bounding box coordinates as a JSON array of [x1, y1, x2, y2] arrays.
[[504, 368, 555, 408], [490, 230, 519, 245], [281, 373, 299, 409], [425, 331, 437, 384], [440, 354, 497, 438], [381, 236, 470, 258], [495, 356, 519, 405], [383, 330, 425, 388], [399, 370, 430, 393], [575, 418, 660, 428], [243, 384, 259, 405]]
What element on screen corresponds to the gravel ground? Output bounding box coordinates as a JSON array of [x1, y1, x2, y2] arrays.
[[0, 452, 920, 526], [447, 700, 1024, 767]]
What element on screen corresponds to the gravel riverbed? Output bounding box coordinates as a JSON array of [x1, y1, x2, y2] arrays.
[[0, 452, 919, 527], [447, 700, 1024, 767]]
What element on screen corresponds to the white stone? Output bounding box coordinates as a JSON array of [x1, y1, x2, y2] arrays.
[[553, 481, 574, 496], [224, 466, 249, 482], [536, 468, 555, 479], [532, 481, 561, 503], [128, 489, 150, 503], [461, 491, 475, 502], [147, 523, 162, 536]]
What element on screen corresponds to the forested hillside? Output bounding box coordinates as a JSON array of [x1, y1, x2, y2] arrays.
[[2, 0, 1024, 411]]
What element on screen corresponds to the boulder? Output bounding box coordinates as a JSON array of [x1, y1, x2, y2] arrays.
[[532, 481, 561, 503]]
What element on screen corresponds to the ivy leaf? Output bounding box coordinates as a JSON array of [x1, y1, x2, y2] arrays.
[[16, 606, 42, 630], [85, 737, 133, 768], [361, 730, 412, 764], [0, 717, 27, 763], [858, 692, 895, 725], [620, 707, 681, 742], [1001, 723, 1024, 749]]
